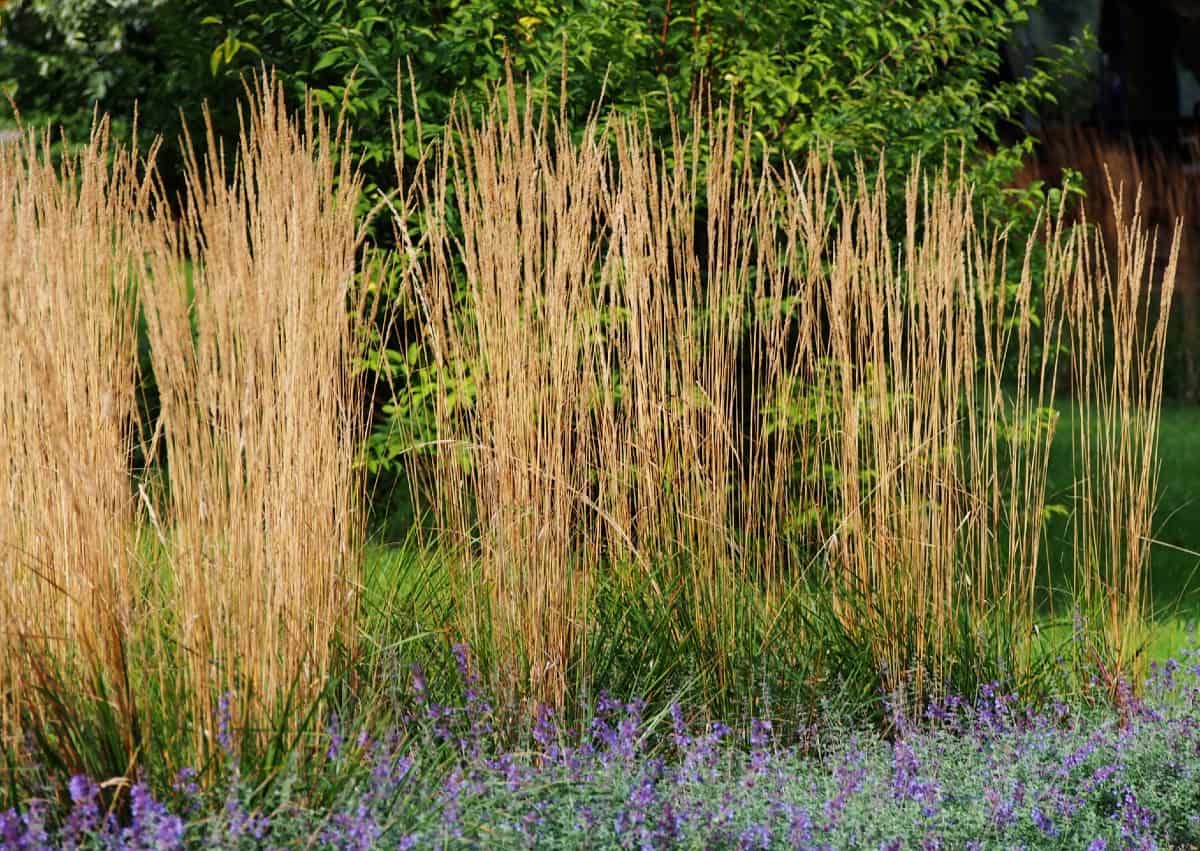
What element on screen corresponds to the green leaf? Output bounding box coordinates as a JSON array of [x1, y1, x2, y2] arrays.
[[312, 50, 344, 74]]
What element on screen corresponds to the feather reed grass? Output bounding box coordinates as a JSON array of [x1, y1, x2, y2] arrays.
[[813, 167, 1074, 703], [1032, 127, 1198, 400], [1019, 127, 1184, 686], [1068, 187, 1178, 693], [141, 73, 374, 750], [0, 76, 1181, 761], [397, 90, 1180, 712], [0, 119, 150, 744]]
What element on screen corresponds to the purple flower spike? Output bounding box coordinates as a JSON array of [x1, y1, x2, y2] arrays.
[[451, 642, 472, 681], [123, 783, 185, 849], [410, 664, 427, 704], [216, 692, 235, 755], [326, 711, 345, 762], [738, 823, 771, 849], [1031, 805, 1057, 837]]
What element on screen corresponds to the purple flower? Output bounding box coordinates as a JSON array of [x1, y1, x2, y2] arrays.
[[1060, 732, 1101, 775], [63, 775, 102, 849], [890, 739, 920, 801], [323, 802, 380, 851], [371, 751, 414, 794], [171, 767, 199, 799], [615, 767, 663, 847], [985, 781, 1018, 831], [925, 694, 963, 726], [487, 753, 526, 793], [123, 783, 185, 850], [451, 642, 469, 674], [223, 787, 270, 842], [785, 805, 814, 846], [68, 776, 96, 805], [1120, 788, 1155, 841], [577, 806, 596, 831], [519, 805, 545, 841], [656, 799, 682, 845], [426, 702, 453, 741], [750, 718, 772, 750], [19, 800, 48, 850], [738, 824, 771, 849], [410, 664, 427, 704], [533, 704, 558, 747], [596, 691, 622, 717], [670, 703, 691, 751], [1084, 763, 1119, 793], [216, 691, 235, 755], [747, 718, 773, 778], [0, 809, 27, 849], [824, 750, 866, 830], [326, 711, 345, 761], [1031, 805, 1057, 837], [441, 768, 465, 838], [616, 700, 644, 761]]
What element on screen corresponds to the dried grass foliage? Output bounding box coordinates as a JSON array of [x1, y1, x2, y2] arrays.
[[141, 74, 373, 742], [0, 80, 1181, 744], [1020, 127, 1185, 685], [0, 120, 149, 738], [1034, 127, 1199, 400], [1069, 187, 1178, 687], [398, 97, 1179, 709], [0, 77, 373, 751]]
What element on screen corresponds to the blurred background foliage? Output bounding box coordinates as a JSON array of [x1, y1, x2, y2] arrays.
[[0, 0, 1087, 200]]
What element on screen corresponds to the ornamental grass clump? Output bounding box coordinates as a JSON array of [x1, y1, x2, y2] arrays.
[[393, 87, 613, 711], [0, 118, 151, 744], [141, 72, 375, 750], [0, 72, 1182, 797], [1067, 185, 1177, 694], [1001, 125, 1187, 700], [810, 166, 1075, 705], [397, 84, 1180, 713]]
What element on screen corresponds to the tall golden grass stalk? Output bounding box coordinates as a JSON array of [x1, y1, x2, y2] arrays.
[[1030, 128, 1198, 400], [0, 119, 150, 740], [396, 87, 612, 708], [1016, 128, 1184, 690], [399, 88, 1180, 710], [1069, 186, 1178, 691], [815, 165, 1094, 703], [141, 73, 372, 747], [598, 114, 813, 687]]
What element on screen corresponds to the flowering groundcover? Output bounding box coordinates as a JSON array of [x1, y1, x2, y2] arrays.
[[4, 653, 1200, 850]]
